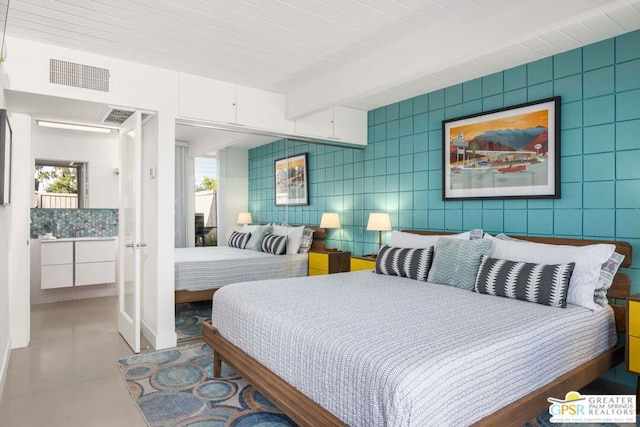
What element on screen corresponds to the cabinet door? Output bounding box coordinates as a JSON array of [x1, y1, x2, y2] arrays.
[[295, 109, 334, 139], [236, 86, 294, 132], [351, 258, 376, 271], [41, 241, 73, 265], [41, 265, 73, 289], [308, 252, 328, 275], [333, 106, 367, 145], [178, 73, 237, 123], [76, 261, 116, 286], [75, 240, 115, 263]]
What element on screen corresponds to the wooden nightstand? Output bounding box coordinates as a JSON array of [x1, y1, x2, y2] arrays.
[[308, 250, 351, 276], [626, 293, 640, 414], [351, 255, 376, 272]]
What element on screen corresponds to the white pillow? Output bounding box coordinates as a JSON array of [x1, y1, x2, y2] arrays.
[[488, 238, 615, 310], [273, 225, 305, 254], [240, 224, 259, 234], [388, 230, 470, 248]]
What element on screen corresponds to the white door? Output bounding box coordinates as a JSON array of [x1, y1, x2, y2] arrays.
[[118, 111, 143, 353]]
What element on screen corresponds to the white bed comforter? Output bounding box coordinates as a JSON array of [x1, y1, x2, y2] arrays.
[[212, 270, 616, 426], [174, 246, 308, 291]]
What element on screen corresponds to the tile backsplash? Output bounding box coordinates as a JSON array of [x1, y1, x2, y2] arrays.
[[31, 208, 118, 238]]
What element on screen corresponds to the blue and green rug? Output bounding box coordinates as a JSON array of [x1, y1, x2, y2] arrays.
[[175, 302, 212, 343], [119, 343, 639, 426]]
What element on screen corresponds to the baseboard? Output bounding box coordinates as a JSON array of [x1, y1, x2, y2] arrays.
[[140, 319, 177, 351], [10, 332, 28, 349], [0, 336, 11, 401]]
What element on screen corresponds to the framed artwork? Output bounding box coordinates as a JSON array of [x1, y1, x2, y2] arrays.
[[0, 109, 12, 206], [442, 96, 560, 200], [274, 153, 308, 206]]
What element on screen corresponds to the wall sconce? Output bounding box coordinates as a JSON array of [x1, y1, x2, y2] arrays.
[[237, 212, 252, 225], [320, 212, 342, 251], [367, 213, 392, 250]]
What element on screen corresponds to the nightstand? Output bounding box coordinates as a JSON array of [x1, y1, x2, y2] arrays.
[[308, 250, 351, 276], [351, 255, 376, 272], [626, 293, 640, 414]]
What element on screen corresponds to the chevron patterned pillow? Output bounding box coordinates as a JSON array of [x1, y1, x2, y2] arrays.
[[474, 255, 575, 308], [427, 238, 493, 290], [228, 231, 251, 249], [374, 245, 434, 281]]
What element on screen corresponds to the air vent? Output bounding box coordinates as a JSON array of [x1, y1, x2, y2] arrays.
[[49, 59, 110, 92], [100, 106, 135, 125]]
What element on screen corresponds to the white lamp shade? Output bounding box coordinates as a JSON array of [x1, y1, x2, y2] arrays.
[[320, 213, 341, 229], [237, 212, 252, 225], [366, 213, 392, 231]]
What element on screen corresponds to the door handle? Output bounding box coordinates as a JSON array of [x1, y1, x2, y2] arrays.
[[136, 243, 148, 248], [125, 243, 134, 248]]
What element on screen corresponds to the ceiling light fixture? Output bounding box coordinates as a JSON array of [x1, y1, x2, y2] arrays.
[[37, 120, 113, 134]]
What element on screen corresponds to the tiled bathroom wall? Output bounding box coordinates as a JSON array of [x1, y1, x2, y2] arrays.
[[30, 208, 118, 238]]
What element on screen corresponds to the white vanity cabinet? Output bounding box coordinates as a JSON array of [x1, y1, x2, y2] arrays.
[[40, 238, 116, 289], [75, 240, 116, 286], [40, 241, 74, 289]]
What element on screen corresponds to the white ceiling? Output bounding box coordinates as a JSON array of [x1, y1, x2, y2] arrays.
[[3, 0, 640, 149]]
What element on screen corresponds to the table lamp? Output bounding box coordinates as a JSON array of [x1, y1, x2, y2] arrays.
[[320, 213, 342, 251], [367, 213, 391, 250], [237, 212, 252, 225]]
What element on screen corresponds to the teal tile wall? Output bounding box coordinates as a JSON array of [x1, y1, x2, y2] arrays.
[[249, 29, 640, 387], [30, 208, 118, 238]]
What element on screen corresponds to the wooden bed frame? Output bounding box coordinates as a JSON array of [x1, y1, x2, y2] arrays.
[[175, 225, 327, 304], [202, 233, 632, 426]]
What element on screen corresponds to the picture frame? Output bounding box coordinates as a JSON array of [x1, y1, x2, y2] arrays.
[[274, 153, 308, 206], [442, 96, 560, 200], [0, 109, 12, 206]]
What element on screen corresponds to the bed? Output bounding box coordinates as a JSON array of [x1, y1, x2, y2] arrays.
[[202, 232, 632, 426], [175, 225, 326, 303]]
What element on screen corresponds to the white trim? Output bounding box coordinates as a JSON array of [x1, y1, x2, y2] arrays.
[[0, 336, 11, 401], [140, 319, 177, 350]]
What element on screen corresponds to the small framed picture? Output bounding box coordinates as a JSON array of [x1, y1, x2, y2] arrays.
[[274, 153, 308, 206]]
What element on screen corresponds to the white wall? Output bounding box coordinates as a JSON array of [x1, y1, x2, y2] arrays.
[[31, 124, 119, 208], [217, 147, 248, 244], [0, 82, 9, 400]]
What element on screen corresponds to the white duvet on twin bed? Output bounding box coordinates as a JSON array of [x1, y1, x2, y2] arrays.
[[212, 270, 617, 427], [174, 246, 308, 291]]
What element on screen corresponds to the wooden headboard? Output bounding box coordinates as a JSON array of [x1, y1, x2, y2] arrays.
[[403, 230, 632, 332]]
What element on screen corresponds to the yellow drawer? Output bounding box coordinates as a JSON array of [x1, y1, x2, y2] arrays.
[[629, 301, 640, 337], [629, 336, 640, 374], [351, 258, 375, 272], [308, 252, 328, 270], [308, 268, 326, 276]]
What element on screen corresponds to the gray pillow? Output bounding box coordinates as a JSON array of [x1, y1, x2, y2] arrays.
[[244, 224, 273, 251], [427, 238, 493, 290]]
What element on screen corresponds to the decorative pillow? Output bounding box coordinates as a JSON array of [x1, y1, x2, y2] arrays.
[[388, 230, 471, 248], [297, 227, 315, 254], [495, 233, 624, 307], [468, 228, 484, 240], [474, 255, 575, 308], [244, 224, 273, 251], [374, 245, 434, 281], [273, 224, 305, 254], [491, 234, 618, 310], [240, 224, 259, 234], [228, 231, 251, 249], [261, 234, 287, 255], [427, 238, 493, 290]]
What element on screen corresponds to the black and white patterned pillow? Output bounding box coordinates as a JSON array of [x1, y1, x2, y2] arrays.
[[474, 255, 575, 308], [228, 231, 251, 249], [375, 245, 434, 281], [297, 227, 314, 254], [262, 234, 287, 255]]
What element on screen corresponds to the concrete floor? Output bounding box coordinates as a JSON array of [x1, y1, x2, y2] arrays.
[[0, 296, 150, 427]]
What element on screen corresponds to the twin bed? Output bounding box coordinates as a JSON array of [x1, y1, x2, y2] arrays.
[[201, 231, 633, 426]]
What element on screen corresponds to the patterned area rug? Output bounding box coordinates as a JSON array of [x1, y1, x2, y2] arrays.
[[175, 301, 212, 343], [118, 343, 294, 426], [119, 343, 640, 427]]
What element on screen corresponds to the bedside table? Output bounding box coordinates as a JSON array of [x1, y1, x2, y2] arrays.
[[626, 293, 640, 414], [308, 250, 351, 276], [351, 255, 376, 272]]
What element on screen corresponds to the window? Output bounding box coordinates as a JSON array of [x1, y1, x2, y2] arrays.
[[194, 156, 217, 246], [34, 160, 87, 208]]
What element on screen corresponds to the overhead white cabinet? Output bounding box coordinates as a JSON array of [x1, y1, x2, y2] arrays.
[[40, 238, 116, 289], [41, 241, 74, 289], [178, 73, 237, 124], [295, 106, 367, 145], [236, 86, 295, 133]]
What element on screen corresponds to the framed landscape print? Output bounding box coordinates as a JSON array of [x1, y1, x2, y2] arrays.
[[442, 96, 560, 200], [274, 153, 308, 206]]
